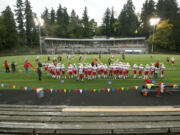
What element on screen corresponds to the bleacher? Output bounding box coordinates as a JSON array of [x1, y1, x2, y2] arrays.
[[0, 105, 180, 134]]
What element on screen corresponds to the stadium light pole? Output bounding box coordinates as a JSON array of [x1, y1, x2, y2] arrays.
[[34, 17, 44, 55], [149, 17, 160, 53]]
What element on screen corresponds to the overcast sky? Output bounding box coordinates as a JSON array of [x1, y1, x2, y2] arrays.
[[0, 0, 180, 25]]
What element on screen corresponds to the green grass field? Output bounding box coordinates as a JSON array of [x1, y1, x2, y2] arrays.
[[0, 54, 179, 90]]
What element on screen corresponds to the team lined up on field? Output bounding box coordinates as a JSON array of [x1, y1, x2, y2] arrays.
[[44, 61, 167, 81]]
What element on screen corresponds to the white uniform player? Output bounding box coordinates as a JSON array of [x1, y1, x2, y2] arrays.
[[133, 64, 138, 78], [78, 64, 84, 81], [144, 64, 150, 79]]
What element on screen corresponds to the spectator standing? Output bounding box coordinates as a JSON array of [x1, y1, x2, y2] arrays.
[[4, 60, 10, 72], [11, 62, 16, 72], [108, 58, 111, 65], [47, 56, 50, 61], [122, 53, 125, 60], [24, 60, 29, 74], [37, 62, 43, 80], [166, 56, 169, 63]]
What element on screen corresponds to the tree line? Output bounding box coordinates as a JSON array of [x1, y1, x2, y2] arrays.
[[0, 0, 180, 52]]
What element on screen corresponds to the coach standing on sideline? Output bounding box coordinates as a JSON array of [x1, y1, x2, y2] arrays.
[[37, 62, 43, 80]]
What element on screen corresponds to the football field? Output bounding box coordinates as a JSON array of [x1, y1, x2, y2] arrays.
[[0, 54, 179, 90]]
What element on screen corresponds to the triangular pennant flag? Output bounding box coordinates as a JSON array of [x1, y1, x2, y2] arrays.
[[80, 89, 83, 93], [54, 89, 58, 93], [24, 87, 28, 91], [112, 88, 115, 92], [74, 89, 78, 93], [64, 89, 67, 93], [130, 86, 134, 91], [1, 83, 4, 87], [169, 83, 173, 87], [116, 88, 120, 92], [46, 88, 49, 92], [9, 85, 12, 88], [5, 84, 8, 88], [50, 89, 53, 92], [84, 89, 87, 93], [140, 85, 143, 89], [107, 88, 110, 92], [89, 89, 92, 92], [20, 86, 24, 90], [102, 88, 106, 92], [58, 89, 63, 92]]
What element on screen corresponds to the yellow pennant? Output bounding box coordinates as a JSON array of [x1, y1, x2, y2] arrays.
[[64, 89, 67, 93]]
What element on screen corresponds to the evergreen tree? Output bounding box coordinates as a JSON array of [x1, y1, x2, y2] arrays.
[[50, 8, 55, 24], [0, 17, 7, 49], [2, 6, 18, 49], [119, 0, 139, 37], [110, 7, 116, 37], [15, 0, 25, 45], [102, 8, 111, 38], [140, 0, 155, 37], [56, 4, 62, 25], [24, 0, 34, 46], [68, 10, 83, 38], [89, 19, 97, 37], [56, 5, 69, 37], [157, 0, 178, 21], [41, 8, 50, 25], [95, 26, 103, 36], [32, 13, 39, 45], [82, 7, 89, 38]]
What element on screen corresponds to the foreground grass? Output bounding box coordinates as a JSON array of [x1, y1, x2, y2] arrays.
[[0, 54, 179, 89]]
